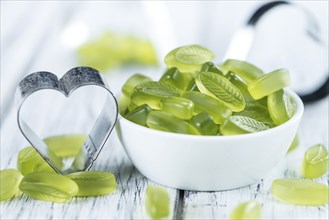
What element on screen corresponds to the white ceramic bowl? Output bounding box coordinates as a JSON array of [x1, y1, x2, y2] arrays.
[[116, 89, 304, 191]]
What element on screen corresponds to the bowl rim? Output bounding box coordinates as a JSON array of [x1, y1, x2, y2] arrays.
[[118, 88, 304, 140]]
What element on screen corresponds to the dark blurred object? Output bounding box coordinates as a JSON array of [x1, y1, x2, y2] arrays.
[[247, 1, 329, 103]]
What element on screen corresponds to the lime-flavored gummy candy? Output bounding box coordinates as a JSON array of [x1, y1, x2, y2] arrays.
[[165, 45, 215, 73], [234, 103, 273, 124], [229, 201, 262, 220], [0, 169, 23, 201], [183, 91, 232, 124], [122, 74, 152, 97], [77, 32, 157, 72], [201, 62, 224, 75], [174, 45, 214, 65], [118, 94, 130, 116], [70, 149, 86, 171], [226, 72, 253, 102], [67, 171, 116, 197], [46, 148, 65, 171], [127, 101, 139, 112], [44, 134, 86, 158], [227, 72, 270, 111], [17, 146, 54, 175], [146, 111, 200, 135], [43, 134, 87, 172], [220, 116, 271, 135], [268, 90, 295, 125], [131, 81, 180, 109], [160, 67, 193, 90], [120, 45, 294, 135], [220, 59, 264, 84], [191, 112, 218, 135], [248, 69, 291, 100], [271, 178, 329, 206], [302, 144, 328, 179], [145, 186, 170, 219], [196, 71, 246, 112], [185, 78, 199, 92], [125, 104, 152, 126], [19, 172, 78, 203], [160, 97, 194, 120]]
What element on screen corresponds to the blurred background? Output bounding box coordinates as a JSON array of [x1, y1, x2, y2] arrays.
[[1, 0, 328, 118]]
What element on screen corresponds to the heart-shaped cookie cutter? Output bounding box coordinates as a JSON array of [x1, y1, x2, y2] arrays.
[[15, 67, 118, 174]]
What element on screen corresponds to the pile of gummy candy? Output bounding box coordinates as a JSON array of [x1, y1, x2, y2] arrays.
[[119, 45, 294, 136]]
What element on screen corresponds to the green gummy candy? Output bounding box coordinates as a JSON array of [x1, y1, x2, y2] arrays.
[[44, 134, 87, 158], [42, 134, 88, 172], [125, 104, 152, 126], [0, 169, 23, 201], [19, 172, 78, 203], [127, 101, 139, 112], [229, 201, 262, 220], [248, 69, 291, 100], [183, 91, 232, 124], [271, 178, 329, 206], [191, 112, 218, 135], [185, 78, 199, 92], [118, 46, 293, 136], [201, 62, 224, 75], [146, 111, 200, 135], [145, 186, 170, 219], [302, 144, 328, 179], [70, 149, 86, 171], [67, 171, 116, 197], [165, 45, 214, 73], [131, 81, 180, 109], [118, 94, 130, 116], [160, 97, 194, 120], [46, 148, 65, 171], [77, 33, 157, 71], [195, 71, 246, 112], [234, 103, 273, 124], [227, 72, 272, 123], [220, 116, 271, 135], [220, 59, 264, 84], [226, 72, 254, 102], [268, 90, 295, 125], [17, 146, 54, 175], [122, 74, 152, 97], [165, 47, 199, 73], [160, 67, 194, 90], [175, 45, 214, 64]]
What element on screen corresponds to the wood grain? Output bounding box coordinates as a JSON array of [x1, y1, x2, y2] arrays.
[[1, 73, 328, 220], [1, 1, 328, 219]]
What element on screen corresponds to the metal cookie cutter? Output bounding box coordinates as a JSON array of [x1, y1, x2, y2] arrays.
[[15, 67, 118, 174]]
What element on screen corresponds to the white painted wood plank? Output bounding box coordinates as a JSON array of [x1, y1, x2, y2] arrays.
[[0, 79, 178, 219], [2, 38, 328, 220], [0, 4, 177, 219], [182, 98, 329, 220], [2, 83, 327, 219], [0, 37, 177, 220], [1, 2, 328, 219], [0, 1, 77, 122]]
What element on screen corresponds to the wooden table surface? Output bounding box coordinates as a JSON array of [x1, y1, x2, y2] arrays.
[[1, 1, 328, 219]]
